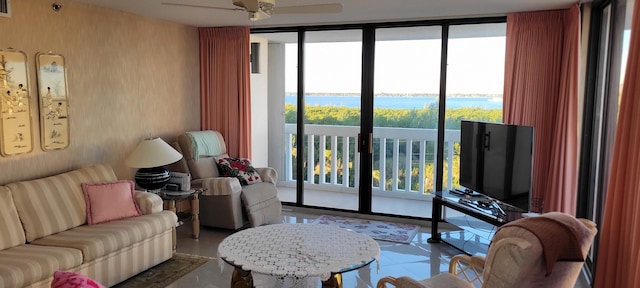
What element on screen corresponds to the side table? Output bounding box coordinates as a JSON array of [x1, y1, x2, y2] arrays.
[[157, 189, 204, 239]]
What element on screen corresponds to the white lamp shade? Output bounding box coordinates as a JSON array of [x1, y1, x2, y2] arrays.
[[125, 137, 183, 168]]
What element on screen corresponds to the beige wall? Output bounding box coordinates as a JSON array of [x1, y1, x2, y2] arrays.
[[0, 0, 200, 184]]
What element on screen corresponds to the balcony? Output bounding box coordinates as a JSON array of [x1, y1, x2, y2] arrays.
[[277, 124, 461, 218]]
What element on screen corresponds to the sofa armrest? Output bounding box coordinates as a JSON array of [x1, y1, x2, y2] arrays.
[[192, 177, 242, 196], [135, 191, 164, 214], [255, 167, 278, 184]]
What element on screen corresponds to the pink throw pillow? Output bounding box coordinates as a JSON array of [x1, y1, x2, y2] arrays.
[[82, 180, 141, 225], [51, 271, 105, 288]]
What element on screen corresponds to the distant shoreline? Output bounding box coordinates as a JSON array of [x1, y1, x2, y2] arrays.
[[285, 92, 502, 98]]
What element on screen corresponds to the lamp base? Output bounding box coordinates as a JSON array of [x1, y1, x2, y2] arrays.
[[135, 167, 171, 191]]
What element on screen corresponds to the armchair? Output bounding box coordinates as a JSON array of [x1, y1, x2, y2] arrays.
[[169, 130, 282, 229], [377, 212, 597, 288]]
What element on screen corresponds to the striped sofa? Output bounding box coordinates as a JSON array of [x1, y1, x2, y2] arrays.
[[0, 164, 178, 288]]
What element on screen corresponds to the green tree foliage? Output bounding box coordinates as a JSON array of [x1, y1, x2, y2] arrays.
[[285, 103, 502, 127], [285, 103, 502, 194]]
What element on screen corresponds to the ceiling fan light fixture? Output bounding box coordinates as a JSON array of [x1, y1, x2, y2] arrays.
[[258, 0, 275, 15], [248, 10, 270, 21], [233, 0, 275, 15], [162, 0, 342, 22]]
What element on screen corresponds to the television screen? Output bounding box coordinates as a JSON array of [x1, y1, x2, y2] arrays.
[[459, 120, 534, 211]]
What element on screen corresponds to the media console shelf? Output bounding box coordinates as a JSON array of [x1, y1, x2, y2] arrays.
[[428, 191, 528, 256]]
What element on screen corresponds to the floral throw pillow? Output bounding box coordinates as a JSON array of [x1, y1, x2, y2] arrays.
[[51, 271, 106, 288], [216, 157, 263, 185]]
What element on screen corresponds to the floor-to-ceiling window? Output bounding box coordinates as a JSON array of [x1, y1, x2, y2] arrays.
[[370, 26, 442, 217], [301, 30, 363, 210], [255, 17, 507, 218], [264, 32, 298, 203], [578, 0, 633, 281], [444, 23, 506, 190]]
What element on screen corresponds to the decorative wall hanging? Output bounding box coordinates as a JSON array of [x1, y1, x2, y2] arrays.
[[0, 49, 34, 156], [36, 52, 69, 151]]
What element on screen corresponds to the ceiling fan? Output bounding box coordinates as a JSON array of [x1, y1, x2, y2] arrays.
[[162, 0, 343, 21]]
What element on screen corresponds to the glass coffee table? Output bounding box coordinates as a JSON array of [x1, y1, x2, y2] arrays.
[[217, 223, 380, 288]]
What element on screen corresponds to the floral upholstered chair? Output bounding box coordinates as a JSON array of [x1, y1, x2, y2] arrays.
[[169, 130, 282, 230], [376, 212, 597, 288]]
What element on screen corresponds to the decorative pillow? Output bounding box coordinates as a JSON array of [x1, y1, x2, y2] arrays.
[[82, 180, 142, 225], [216, 157, 263, 185], [51, 271, 106, 288]]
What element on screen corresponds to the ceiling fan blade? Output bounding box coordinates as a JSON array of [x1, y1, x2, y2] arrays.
[[274, 3, 343, 15], [161, 2, 243, 12]]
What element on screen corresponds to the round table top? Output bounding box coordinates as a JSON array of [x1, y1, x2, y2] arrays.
[[218, 223, 380, 283]]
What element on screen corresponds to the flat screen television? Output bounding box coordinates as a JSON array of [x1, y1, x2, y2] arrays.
[[459, 120, 534, 211]]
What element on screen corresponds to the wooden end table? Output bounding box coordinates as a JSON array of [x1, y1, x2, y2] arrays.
[[158, 189, 204, 239]]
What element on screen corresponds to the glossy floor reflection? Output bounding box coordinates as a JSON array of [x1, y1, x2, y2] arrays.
[[166, 209, 590, 288], [166, 210, 459, 288]]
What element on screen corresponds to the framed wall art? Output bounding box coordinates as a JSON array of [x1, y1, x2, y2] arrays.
[[0, 49, 33, 156], [36, 52, 69, 151]]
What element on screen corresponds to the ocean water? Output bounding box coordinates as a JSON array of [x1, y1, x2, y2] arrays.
[[285, 95, 502, 109]]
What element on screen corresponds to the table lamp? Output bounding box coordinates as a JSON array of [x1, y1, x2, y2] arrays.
[[125, 137, 183, 192]]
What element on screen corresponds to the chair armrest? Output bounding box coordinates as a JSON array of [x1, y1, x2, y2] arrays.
[[470, 255, 486, 269], [192, 177, 242, 196], [449, 254, 484, 285], [376, 276, 426, 288], [135, 191, 164, 214], [255, 167, 278, 184]]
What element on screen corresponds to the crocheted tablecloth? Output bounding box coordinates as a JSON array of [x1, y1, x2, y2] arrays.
[[218, 223, 380, 288]]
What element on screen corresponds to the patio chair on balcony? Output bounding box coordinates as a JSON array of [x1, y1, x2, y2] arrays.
[[376, 212, 597, 288], [169, 130, 282, 230]]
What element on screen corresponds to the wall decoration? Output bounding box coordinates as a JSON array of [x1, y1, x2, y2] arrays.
[[37, 52, 69, 151], [0, 49, 33, 156]]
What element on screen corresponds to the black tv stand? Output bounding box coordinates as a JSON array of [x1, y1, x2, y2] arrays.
[[449, 188, 481, 197], [428, 190, 527, 255]]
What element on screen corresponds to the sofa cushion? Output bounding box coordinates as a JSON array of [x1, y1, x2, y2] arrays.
[[0, 186, 25, 250], [82, 180, 141, 225], [0, 244, 83, 288], [216, 157, 263, 185], [30, 211, 177, 262], [8, 164, 118, 242]]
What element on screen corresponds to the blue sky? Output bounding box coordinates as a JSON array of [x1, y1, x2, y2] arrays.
[[285, 37, 507, 95]]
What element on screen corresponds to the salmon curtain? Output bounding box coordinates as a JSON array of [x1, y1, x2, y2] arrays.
[[594, 0, 640, 286], [503, 5, 580, 213], [199, 27, 252, 158]]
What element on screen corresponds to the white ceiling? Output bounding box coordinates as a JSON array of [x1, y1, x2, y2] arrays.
[[74, 0, 580, 28]]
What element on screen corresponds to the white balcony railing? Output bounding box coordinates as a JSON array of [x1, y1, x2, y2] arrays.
[[283, 124, 461, 196]]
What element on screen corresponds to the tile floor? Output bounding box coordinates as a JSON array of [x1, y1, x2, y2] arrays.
[[165, 208, 591, 288]]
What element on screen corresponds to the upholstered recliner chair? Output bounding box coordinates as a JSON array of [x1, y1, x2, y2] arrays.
[[169, 130, 282, 230], [377, 212, 597, 288]]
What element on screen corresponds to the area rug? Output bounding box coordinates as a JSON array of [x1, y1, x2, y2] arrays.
[[312, 215, 420, 244], [112, 253, 214, 288]]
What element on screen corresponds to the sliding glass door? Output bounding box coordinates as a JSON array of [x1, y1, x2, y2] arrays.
[[256, 17, 508, 217], [301, 30, 363, 210], [371, 26, 442, 218]]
